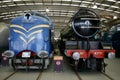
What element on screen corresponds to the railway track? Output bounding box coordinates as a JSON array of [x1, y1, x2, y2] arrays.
[[3, 71, 18, 80], [74, 70, 82, 80], [36, 70, 43, 80], [3, 70, 43, 80], [74, 70, 115, 80], [56, 53, 115, 80], [101, 72, 114, 80]]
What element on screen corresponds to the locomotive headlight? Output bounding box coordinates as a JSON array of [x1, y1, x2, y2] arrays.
[[24, 13, 31, 21], [37, 51, 48, 58], [108, 52, 115, 59], [3, 50, 14, 58], [72, 52, 80, 60]]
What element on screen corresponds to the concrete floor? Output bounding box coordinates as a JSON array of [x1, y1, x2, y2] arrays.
[[0, 58, 120, 80], [105, 58, 120, 80]]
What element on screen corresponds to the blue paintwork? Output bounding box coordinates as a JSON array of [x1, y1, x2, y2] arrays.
[[9, 13, 54, 56]]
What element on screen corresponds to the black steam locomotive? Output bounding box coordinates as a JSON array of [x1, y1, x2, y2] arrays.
[[59, 8, 115, 72]]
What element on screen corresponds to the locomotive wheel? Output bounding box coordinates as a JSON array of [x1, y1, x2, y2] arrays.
[[26, 59, 29, 72], [42, 59, 45, 70], [11, 58, 16, 71], [78, 59, 86, 71], [74, 60, 79, 71], [96, 59, 104, 72]]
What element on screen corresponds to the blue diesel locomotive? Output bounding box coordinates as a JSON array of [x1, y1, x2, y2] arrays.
[[4, 12, 54, 70]]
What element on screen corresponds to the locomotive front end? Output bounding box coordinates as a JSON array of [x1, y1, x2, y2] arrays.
[[4, 12, 54, 70], [72, 9, 100, 38], [59, 8, 115, 72]]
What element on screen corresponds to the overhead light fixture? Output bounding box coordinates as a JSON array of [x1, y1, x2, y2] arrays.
[[106, 9, 113, 12], [92, 5, 98, 9], [82, 1, 91, 4], [113, 16, 117, 19], [46, 7, 49, 12], [118, 1, 120, 3], [111, 6, 119, 8], [107, 0, 116, 2], [101, 4, 110, 7], [97, 8, 104, 10], [13, 0, 21, 1], [114, 11, 120, 13]]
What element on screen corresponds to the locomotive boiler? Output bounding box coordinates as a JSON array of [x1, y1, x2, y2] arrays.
[[3, 12, 54, 70], [59, 9, 115, 72]]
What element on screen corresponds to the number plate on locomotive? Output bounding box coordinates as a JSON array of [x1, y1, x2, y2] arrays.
[[22, 52, 31, 58]]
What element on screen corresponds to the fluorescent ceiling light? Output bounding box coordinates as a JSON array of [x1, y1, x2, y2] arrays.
[[73, 0, 82, 3], [53, 10, 60, 12], [62, 4, 70, 6], [1, 13, 8, 15], [14, 14, 19, 16], [17, 4, 25, 6], [10, 12, 16, 13], [9, 16, 15, 18], [80, 5, 87, 7], [3, 0, 11, 2], [53, 3, 61, 5], [96, 3, 101, 5], [44, 3, 52, 5], [8, 4, 16, 6], [3, 18, 9, 20], [118, 1, 120, 3], [16, 11, 23, 13], [101, 4, 110, 6], [62, 0, 71, 1], [61, 13, 67, 15], [26, 3, 34, 5], [68, 11, 75, 13], [38, 10, 44, 11], [107, 0, 116, 2], [71, 4, 79, 7], [97, 8, 104, 10], [22, 0, 30, 1], [113, 16, 117, 19], [35, 3, 43, 5], [106, 9, 113, 12], [32, 10, 38, 12], [1, 5, 7, 7], [6, 15, 12, 17], [0, 16, 5, 18], [111, 6, 119, 8], [46, 7, 49, 12], [61, 10, 67, 13], [65, 20, 69, 23], [92, 5, 98, 9], [82, 1, 91, 4], [13, 0, 21, 1], [114, 11, 120, 13]]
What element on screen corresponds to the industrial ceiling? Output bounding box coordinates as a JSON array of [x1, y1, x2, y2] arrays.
[[0, 0, 120, 35]]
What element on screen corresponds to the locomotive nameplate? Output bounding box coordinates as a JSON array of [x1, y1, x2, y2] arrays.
[[22, 52, 31, 58], [54, 56, 63, 60]]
